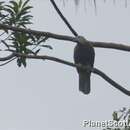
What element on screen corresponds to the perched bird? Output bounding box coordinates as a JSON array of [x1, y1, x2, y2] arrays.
[[74, 36, 95, 94]]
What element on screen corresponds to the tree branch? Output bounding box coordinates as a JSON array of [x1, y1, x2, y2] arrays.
[[92, 41, 130, 51], [0, 51, 129, 96], [0, 57, 16, 66], [93, 68, 130, 96], [10, 52, 130, 96], [0, 53, 15, 61], [0, 23, 76, 42], [50, 0, 78, 36], [0, 23, 130, 52]]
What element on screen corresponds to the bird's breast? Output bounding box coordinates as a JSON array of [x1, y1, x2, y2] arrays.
[[74, 43, 95, 66]]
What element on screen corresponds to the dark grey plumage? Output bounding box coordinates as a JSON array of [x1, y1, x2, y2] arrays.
[[74, 36, 95, 94]]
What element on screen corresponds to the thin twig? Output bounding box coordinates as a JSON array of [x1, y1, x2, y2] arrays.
[[0, 57, 16, 66], [50, 0, 78, 36], [0, 31, 5, 36], [0, 53, 15, 61]]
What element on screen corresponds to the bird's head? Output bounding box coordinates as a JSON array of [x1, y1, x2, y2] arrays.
[[76, 35, 88, 45]]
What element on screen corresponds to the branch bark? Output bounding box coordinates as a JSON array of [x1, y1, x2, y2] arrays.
[[0, 53, 15, 61], [11, 52, 130, 96], [0, 51, 129, 96], [92, 41, 130, 51], [0, 23, 130, 52]]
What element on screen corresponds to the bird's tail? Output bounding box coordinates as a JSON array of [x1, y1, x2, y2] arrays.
[[79, 72, 91, 94]]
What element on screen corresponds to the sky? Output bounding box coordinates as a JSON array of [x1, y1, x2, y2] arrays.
[[0, 0, 130, 130]]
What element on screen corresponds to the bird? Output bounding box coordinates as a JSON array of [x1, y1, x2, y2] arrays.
[[74, 36, 95, 94]]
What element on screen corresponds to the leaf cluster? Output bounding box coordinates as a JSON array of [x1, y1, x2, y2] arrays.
[[104, 108, 130, 130], [0, 0, 51, 67]]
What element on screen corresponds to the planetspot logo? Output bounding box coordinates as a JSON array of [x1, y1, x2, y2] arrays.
[[82, 120, 130, 128]]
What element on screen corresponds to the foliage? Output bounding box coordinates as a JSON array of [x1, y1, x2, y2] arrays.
[[0, 0, 51, 67], [104, 108, 130, 130]]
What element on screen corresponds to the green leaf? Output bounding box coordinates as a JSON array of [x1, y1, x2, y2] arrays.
[[18, 0, 22, 8], [9, 1, 19, 14], [21, 57, 27, 67], [0, 1, 4, 10], [128, 115, 130, 125], [19, 21, 32, 25], [9, 1, 18, 8], [21, 15, 33, 20], [21, 5, 33, 12], [17, 58, 22, 67], [0, 2, 4, 5], [5, 7, 15, 15], [22, 0, 30, 8], [17, 10, 32, 20], [113, 112, 119, 121]]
